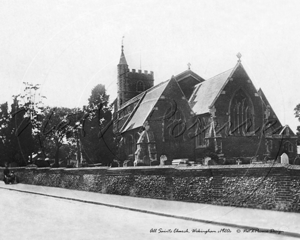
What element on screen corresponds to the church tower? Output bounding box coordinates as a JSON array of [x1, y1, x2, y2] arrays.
[[117, 44, 154, 109]]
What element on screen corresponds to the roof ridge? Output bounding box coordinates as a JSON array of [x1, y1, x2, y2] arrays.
[[119, 91, 147, 133], [209, 63, 241, 107], [206, 67, 234, 81], [190, 64, 238, 115], [174, 69, 190, 77], [119, 79, 170, 110], [121, 79, 171, 132], [174, 69, 204, 82], [257, 88, 283, 127]]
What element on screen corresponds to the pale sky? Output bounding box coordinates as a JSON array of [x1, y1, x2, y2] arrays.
[[0, 0, 300, 131]]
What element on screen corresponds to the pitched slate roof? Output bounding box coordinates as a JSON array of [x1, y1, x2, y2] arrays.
[[279, 125, 294, 136], [121, 80, 169, 132], [174, 69, 204, 82], [257, 88, 282, 126], [189, 67, 234, 115]]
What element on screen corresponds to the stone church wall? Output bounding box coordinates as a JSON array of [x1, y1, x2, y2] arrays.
[[3, 164, 300, 213]]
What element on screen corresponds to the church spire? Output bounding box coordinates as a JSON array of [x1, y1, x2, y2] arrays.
[[119, 36, 128, 65]]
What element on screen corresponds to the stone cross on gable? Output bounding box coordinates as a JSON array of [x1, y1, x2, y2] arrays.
[[237, 52, 242, 62], [209, 106, 216, 118], [187, 63, 191, 70]]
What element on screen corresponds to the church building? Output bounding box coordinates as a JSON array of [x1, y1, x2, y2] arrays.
[[113, 46, 297, 165]]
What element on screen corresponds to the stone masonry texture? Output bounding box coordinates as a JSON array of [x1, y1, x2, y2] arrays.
[[2, 164, 300, 213]]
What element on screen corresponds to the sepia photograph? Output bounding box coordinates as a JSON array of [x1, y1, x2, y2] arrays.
[[0, 0, 300, 239]]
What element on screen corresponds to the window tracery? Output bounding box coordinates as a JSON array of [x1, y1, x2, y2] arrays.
[[229, 89, 254, 136]]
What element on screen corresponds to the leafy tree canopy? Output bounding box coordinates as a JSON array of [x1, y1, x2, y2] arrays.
[[81, 84, 116, 165], [294, 104, 300, 145]]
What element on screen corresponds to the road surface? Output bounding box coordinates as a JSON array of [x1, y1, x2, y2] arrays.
[[0, 189, 292, 240]]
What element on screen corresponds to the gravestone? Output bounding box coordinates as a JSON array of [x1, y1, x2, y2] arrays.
[[280, 153, 289, 164], [112, 159, 120, 167], [123, 160, 133, 167], [294, 156, 300, 165], [160, 155, 168, 165], [204, 157, 211, 165]]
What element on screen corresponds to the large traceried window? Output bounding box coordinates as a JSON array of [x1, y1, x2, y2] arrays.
[[173, 110, 185, 137], [229, 89, 254, 136], [164, 107, 185, 140]]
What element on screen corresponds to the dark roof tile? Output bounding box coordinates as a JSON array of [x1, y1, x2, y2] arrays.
[[189, 68, 233, 114]]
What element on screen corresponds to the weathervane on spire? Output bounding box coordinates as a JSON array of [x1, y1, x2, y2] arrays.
[[187, 63, 191, 70], [121, 36, 125, 52], [237, 52, 242, 62]]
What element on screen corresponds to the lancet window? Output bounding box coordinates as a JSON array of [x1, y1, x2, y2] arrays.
[[229, 89, 254, 136], [137, 81, 144, 92]]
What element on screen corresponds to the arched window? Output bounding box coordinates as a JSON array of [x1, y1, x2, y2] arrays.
[[229, 89, 254, 136], [171, 109, 185, 137], [269, 140, 273, 151], [284, 141, 293, 153], [164, 107, 185, 140], [136, 81, 144, 92], [127, 135, 135, 157], [196, 131, 206, 147]]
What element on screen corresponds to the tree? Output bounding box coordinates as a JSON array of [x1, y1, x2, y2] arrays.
[[0, 96, 35, 166], [81, 84, 116, 166], [13, 83, 79, 167], [41, 107, 78, 167], [294, 104, 300, 145], [88, 84, 109, 106], [0, 82, 59, 166], [0, 82, 116, 168], [15, 82, 48, 160], [0, 101, 17, 165]]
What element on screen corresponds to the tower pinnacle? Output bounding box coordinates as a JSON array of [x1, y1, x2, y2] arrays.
[[119, 36, 127, 65]]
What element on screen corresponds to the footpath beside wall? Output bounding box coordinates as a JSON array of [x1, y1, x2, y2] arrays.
[[2, 164, 300, 213]]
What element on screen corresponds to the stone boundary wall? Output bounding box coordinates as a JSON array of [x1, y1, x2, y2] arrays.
[[1, 164, 300, 212]]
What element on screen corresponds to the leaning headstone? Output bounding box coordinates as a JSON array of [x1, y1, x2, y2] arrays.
[[112, 159, 120, 167], [204, 157, 211, 166], [207, 159, 215, 165], [123, 160, 133, 167], [280, 153, 289, 164]]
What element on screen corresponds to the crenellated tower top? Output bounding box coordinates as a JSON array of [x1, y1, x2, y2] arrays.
[[117, 41, 154, 109]]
